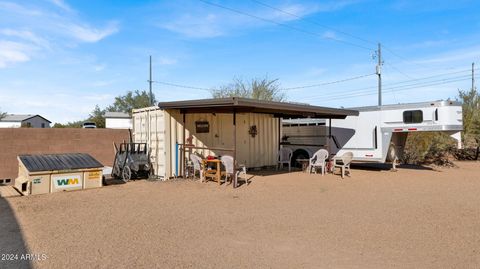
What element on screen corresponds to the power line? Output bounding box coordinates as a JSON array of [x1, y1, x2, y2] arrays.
[[305, 75, 472, 102], [282, 73, 376, 90], [248, 0, 446, 74], [300, 72, 474, 101], [384, 62, 414, 79], [249, 0, 376, 45], [152, 80, 211, 91], [198, 0, 374, 51], [153, 68, 477, 96]]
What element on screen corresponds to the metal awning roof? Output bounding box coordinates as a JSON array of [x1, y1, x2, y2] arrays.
[[158, 97, 358, 119], [19, 153, 103, 172]]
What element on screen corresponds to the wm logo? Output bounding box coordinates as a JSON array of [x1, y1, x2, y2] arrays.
[[57, 178, 79, 186]]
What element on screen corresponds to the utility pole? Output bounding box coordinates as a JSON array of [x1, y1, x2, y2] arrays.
[[376, 43, 382, 106], [148, 55, 153, 106], [472, 62, 475, 91]]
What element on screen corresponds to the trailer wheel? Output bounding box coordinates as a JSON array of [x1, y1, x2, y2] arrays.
[[122, 166, 132, 182], [386, 143, 397, 162]]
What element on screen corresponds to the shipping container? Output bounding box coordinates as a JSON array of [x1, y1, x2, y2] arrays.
[[132, 107, 280, 179]]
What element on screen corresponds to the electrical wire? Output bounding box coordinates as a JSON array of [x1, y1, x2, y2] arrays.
[[300, 72, 473, 101], [384, 62, 414, 79], [198, 0, 374, 51], [305, 76, 472, 102], [249, 0, 376, 46], [152, 80, 211, 91], [281, 73, 376, 90]]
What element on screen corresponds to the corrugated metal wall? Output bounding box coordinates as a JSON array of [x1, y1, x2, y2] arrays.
[[133, 107, 280, 179]]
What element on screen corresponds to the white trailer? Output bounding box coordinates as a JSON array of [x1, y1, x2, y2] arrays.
[[282, 100, 463, 167]]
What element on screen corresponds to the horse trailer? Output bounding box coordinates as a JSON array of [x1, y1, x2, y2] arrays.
[[282, 100, 463, 168]]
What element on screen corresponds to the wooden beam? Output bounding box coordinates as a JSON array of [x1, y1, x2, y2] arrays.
[[182, 112, 186, 178], [233, 109, 237, 188]]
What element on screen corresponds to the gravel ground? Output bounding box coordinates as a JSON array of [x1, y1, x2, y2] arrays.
[[1, 162, 480, 269]]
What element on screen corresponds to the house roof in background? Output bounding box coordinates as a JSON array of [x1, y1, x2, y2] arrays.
[[158, 97, 359, 119], [19, 153, 103, 172], [104, 112, 131, 119], [0, 114, 51, 123]]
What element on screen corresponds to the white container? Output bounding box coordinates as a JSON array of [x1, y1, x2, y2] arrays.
[[132, 107, 280, 179]]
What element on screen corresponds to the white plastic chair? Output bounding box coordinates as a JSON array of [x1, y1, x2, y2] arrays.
[[309, 149, 329, 175], [277, 148, 293, 172], [220, 155, 247, 187], [189, 154, 204, 181], [333, 152, 353, 179]]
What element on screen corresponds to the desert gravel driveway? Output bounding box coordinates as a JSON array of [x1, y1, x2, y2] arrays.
[[1, 162, 480, 268]]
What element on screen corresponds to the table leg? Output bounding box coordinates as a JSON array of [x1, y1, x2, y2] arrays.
[[216, 162, 221, 185]]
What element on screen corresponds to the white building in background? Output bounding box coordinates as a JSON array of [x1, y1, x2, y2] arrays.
[[105, 112, 132, 129], [0, 114, 51, 128]]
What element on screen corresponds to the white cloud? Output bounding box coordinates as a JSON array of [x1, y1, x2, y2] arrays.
[[0, 28, 50, 48], [161, 13, 223, 38], [0, 1, 119, 67], [414, 46, 480, 65], [322, 30, 338, 40], [158, 1, 359, 39], [65, 21, 119, 43], [0, 41, 33, 68], [0, 1, 43, 16], [47, 0, 73, 12]]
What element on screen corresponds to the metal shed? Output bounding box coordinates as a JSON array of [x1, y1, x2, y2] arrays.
[[15, 153, 104, 196], [133, 97, 358, 180]]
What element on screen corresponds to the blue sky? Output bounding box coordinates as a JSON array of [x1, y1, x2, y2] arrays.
[[1, 0, 480, 124]]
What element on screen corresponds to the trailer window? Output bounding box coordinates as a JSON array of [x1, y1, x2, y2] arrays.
[[403, 110, 423, 124]]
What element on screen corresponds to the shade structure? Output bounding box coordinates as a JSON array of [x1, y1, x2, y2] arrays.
[[158, 97, 359, 119]]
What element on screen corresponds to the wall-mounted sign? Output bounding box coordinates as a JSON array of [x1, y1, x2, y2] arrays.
[[195, 121, 210, 133], [249, 125, 258, 138], [88, 171, 101, 180], [52, 174, 82, 190]]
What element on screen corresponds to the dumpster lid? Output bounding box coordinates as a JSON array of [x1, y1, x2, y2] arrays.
[[19, 153, 103, 172]]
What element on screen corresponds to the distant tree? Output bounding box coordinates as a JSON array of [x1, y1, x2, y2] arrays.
[[52, 90, 154, 128], [211, 76, 286, 101], [52, 120, 83, 128], [458, 88, 480, 159], [106, 90, 155, 114], [88, 105, 106, 128], [0, 108, 6, 120]]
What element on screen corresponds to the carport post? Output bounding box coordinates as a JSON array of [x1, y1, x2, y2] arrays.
[[278, 118, 281, 151], [182, 112, 186, 178], [233, 109, 237, 188], [328, 118, 332, 155]]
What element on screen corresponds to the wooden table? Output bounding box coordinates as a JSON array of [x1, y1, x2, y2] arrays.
[[203, 159, 222, 185]]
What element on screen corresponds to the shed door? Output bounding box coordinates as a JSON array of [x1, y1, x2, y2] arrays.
[[133, 110, 167, 179], [149, 111, 167, 178]]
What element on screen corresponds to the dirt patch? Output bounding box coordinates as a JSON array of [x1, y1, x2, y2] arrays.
[[2, 162, 480, 268]]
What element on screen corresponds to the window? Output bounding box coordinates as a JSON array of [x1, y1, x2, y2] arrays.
[[41, 123, 45, 128], [403, 110, 423, 124]]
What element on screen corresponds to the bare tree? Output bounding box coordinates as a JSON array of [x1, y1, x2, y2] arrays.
[[211, 76, 286, 101], [0, 108, 6, 120]]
